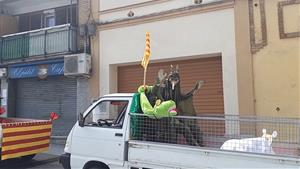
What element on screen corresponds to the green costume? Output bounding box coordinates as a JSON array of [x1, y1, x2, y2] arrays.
[[130, 85, 177, 141], [129, 93, 143, 139], [138, 85, 177, 119]]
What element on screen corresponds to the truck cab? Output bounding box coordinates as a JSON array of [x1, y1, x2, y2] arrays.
[[60, 93, 133, 169]]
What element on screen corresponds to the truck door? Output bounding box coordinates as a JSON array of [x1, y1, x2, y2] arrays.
[[71, 97, 130, 168]]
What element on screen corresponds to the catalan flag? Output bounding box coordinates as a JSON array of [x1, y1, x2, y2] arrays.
[[141, 32, 151, 69], [1, 119, 52, 160]]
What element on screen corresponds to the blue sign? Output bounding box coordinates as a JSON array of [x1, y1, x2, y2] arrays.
[[8, 59, 64, 79], [10, 65, 37, 79], [49, 63, 64, 75]]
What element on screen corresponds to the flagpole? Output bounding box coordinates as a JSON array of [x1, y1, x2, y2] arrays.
[[143, 68, 147, 88]]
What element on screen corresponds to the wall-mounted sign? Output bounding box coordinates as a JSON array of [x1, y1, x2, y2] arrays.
[[8, 59, 64, 79]]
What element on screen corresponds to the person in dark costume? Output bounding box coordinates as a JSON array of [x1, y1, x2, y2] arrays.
[[150, 65, 205, 146]]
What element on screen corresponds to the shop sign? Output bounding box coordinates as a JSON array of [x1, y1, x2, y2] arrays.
[[8, 61, 64, 79]]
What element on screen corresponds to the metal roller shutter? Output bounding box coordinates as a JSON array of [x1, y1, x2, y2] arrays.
[[118, 57, 224, 115], [15, 76, 77, 136]]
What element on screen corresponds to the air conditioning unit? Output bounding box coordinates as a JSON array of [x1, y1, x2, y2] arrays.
[[64, 53, 91, 76], [0, 68, 7, 78]]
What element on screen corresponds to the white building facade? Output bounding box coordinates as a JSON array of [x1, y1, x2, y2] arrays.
[[98, 0, 239, 117]]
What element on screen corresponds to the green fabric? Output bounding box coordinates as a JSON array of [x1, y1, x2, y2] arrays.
[[130, 93, 143, 139], [130, 93, 142, 113], [138, 86, 177, 119]]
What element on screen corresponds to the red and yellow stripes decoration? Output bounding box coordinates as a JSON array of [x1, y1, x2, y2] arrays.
[[1, 120, 52, 160], [141, 32, 151, 70]]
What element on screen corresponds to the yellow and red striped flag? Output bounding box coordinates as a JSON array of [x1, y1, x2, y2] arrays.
[[1, 120, 52, 160], [141, 32, 151, 69]]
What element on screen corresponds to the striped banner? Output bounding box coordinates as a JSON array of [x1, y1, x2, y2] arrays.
[[141, 32, 151, 70], [1, 120, 52, 160]]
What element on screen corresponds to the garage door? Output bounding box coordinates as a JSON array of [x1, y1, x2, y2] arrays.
[[15, 76, 77, 136], [118, 57, 224, 115]]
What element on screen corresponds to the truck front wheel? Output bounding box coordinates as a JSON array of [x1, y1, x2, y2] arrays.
[[89, 167, 103, 169], [85, 162, 109, 169], [88, 165, 109, 169]]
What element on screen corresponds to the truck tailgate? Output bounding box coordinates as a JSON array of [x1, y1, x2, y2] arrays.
[[128, 140, 300, 169], [1, 119, 52, 160]]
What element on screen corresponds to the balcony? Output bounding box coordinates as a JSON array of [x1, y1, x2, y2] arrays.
[[0, 24, 77, 63]]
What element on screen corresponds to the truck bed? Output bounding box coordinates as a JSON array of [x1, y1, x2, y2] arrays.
[[129, 114, 300, 168], [128, 140, 300, 169]]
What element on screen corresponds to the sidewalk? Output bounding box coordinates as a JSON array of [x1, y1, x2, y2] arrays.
[[31, 143, 65, 168], [45, 143, 65, 156], [33, 143, 64, 161]]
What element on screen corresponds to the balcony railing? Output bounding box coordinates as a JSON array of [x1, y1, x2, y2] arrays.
[[0, 24, 77, 62]]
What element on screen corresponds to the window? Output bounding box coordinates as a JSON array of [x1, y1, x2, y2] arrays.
[[19, 15, 30, 32], [67, 5, 77, 26], [45, 15, 55, 27], [44, 9, 55, 28], [30, 13, 42, 30], [84, 100, 128, 128], [55, 7, 67, 25], [17, 4, 77, 32]]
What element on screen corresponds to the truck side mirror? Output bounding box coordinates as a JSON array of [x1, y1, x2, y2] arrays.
[[78, 113, 84, 127]]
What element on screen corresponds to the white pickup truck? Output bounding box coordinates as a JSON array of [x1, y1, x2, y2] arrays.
[[60, 93, 300, 169]]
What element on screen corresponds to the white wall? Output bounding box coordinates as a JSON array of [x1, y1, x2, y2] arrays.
[[100, 0, 221, 11], [100, 0, 222, 22], [5, 0, 77, 15], [99, 8, 238, 116], [100, 0, 153, 11]]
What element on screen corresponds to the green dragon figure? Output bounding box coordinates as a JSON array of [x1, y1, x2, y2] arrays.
[[138, 85, 177, 119]]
